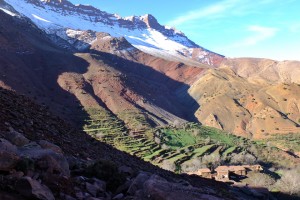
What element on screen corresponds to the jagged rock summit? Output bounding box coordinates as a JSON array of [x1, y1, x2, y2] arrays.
[[2, 0, 224, 65]]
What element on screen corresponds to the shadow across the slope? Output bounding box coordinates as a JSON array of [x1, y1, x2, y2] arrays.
[[0, 9, 200, 130], [0, 11, 91, 127], [1, 85, 299, 200], [1, 11, 299, 200], [272, 192, 300, 200], [89, 49, 200, 123], [0, 88, 229, 197]]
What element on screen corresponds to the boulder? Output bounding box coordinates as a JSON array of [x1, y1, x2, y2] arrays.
[[16, 177, 55, 200], [0, 139, 20, 171], [19, 145, 70, 177], [86, 182, 99, 197], [140, 175, 224, 200], [118, 165, 134, 176], [0, 138, 18, 153], [86, 197, 105, 200], [18, 142, 41, 151], [127, 172, 150, 195], [0, 191, 26, 200], [113, 193, 124, 200], [74, 185, 94, 199], [15, 156, 35, 175], [5, 130, 30, 147], [38, 140, 63, 154], [75, 191, 85, 200], [6, 171, 24, 179], [35, 152, 70, 177], [92, 178, 106, 192], [115, 180, 131, 194], [67, 156, 87, 169], [60, 193, 77, 200]]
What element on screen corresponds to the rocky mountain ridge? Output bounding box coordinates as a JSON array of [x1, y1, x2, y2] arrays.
[[2, 0, 224, 66], [0, 2, 300, 199], [0, 2, 299, 138]]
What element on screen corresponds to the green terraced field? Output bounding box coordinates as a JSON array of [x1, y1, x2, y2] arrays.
[[82, 109, 296, 173], [223, 146, 237, 157], [264, 133, 300, 152]]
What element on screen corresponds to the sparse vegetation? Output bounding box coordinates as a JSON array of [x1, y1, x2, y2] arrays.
[[84, 114, 299, 175], [275, 167, 300, 196], [263, 133, 300, 153], [243, 171, 275, 189], [82, 107, 300, 198], [85, 159, 126, 192]]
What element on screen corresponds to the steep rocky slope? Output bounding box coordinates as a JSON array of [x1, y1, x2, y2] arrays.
[[0, 8, 204, 130], [0, 2, 299, 199], [221, 58, 300, 84], [188, 60, 300, 138], [0, 9, 93, 126], [0, 2, 300, 140]]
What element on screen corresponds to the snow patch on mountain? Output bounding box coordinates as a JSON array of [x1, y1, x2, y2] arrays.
[[32, 13, 51, 22], [0, 7, 16, 16], [2, 0, 224, 65]]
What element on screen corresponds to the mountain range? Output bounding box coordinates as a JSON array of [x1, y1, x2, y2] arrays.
[[2, 0, 224, 66], [1, 0, 299, 139], [1, 0, 300, 199]]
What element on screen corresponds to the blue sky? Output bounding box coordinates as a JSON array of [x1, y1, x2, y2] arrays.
[[69, 0, 300, 61]]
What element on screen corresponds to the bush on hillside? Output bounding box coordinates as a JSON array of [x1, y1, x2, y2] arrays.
[[243, 171, 275, 189], [275, 167, 300, 196], [181, 158, 207, 172], [230, 152, 256, 165], [85, 159, 125, 192]]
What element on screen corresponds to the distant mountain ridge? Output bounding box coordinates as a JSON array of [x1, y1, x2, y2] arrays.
[[1, 3, 300, 199], [1, 0, 300, 140], [2, 0, 224, 66]]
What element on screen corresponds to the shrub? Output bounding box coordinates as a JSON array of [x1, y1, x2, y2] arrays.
[[181, 158, 204, 172], [161, 160, 176, 171], [244, 172, 275, 188], [201, 154, 222, 169], [275, 168, 300, 196], [85, 159, 125, 192], [230, 152, 256, 165], [154, 137, 161, 144], [16, 157, 35, 174]]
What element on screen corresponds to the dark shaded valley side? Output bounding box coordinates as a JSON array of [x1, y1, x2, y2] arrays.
[[0, 0, 300, 199]]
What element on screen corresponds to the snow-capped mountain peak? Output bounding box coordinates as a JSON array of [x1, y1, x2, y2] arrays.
[[2, 0, 224, 65]]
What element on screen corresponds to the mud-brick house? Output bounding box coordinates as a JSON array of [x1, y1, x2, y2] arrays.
[[215, 166, 230, 181], [229, 166, 247, 176], [197, 168, 212, 179], [243, 164, 263, 172], [215, 166, 247, 181], [188, 168, 212, 179]]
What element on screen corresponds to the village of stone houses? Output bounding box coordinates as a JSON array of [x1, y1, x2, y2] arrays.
[[188, 164, 263, 182]]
